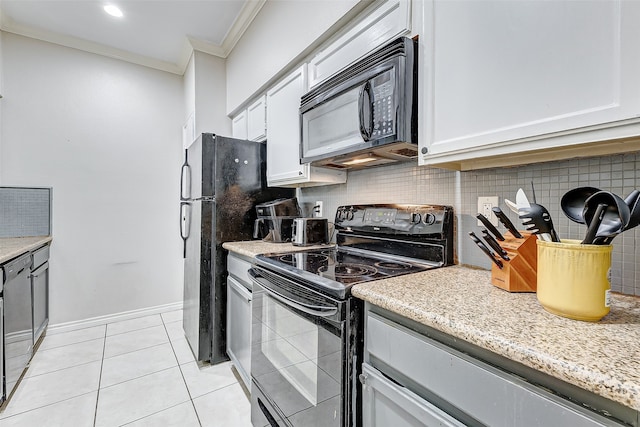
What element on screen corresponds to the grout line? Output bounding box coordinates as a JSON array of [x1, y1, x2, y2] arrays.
[[99, 365, 178, 391], [118, 401, 194, 426], [163, 317, 203, 427], [0, 390, 99, 422], [22, 358, 104, 381], [93, 322, 108, 427], [101, 340, 171, 362]]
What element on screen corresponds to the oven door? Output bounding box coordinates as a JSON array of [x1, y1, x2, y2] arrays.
[[249, 267, 346, 427]]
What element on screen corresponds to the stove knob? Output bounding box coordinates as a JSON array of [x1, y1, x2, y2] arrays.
[[410, 213, 421, 223], [422, 213, 436, 225]]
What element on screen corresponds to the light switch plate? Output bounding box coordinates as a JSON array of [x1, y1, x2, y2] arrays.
[[477, 196, 499, 226]]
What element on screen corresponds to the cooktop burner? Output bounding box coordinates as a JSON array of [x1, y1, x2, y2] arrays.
[[318, 263, 379, 282]]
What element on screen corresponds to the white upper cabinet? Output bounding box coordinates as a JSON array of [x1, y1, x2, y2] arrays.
[[419, 0, 640, 170], [231, 110, 248, 140], [266, 65, 346, 188], [308, 0, 412, 88], [247, 95, 267, 142]]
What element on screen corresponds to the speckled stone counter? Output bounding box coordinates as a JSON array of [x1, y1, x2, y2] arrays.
[[0, 236, 52, 264], [222, 240, 334, 258], [352, 265, 640, 411]]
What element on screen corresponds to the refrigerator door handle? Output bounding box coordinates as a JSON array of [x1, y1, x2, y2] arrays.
[[180, 202, 191, 258], [180, 150, 191, 201]]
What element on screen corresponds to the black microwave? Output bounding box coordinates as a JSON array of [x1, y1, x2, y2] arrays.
[[300, 36, 418, 169]]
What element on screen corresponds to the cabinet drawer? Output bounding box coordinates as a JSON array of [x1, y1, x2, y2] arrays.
[[227, 253, 253, 288], [361, 363, 464, 427], [366, 312, 620, 427], [31, 244, 50, 270]]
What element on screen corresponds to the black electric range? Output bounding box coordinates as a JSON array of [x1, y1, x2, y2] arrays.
[[255, 204, 455, 299], [249, 204, 455, 427]]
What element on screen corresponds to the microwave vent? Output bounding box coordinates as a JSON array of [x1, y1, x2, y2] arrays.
[[390, 147, 418, 158]]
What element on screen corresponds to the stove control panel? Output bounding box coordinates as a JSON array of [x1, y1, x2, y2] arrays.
[[335, 204, 453, 236]]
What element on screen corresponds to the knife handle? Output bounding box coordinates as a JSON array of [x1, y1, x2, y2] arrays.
[[492, 207, 524, 239], [481, 230, 510, 261], [475, 214, 505, 241], [469, 232, 503, 269]]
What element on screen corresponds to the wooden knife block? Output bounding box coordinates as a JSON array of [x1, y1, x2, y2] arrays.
[[491, 232, 537, 292]]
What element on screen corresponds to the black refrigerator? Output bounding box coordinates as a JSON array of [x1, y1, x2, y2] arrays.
[[179, 133, 294, 363]]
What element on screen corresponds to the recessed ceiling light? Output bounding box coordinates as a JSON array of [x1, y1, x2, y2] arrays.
[[103, 4, 123, 18]]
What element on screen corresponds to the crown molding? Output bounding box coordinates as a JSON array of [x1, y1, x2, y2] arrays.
[[0, 15, 184, 74], [0, 0, 266, 76], [221, 0, 266, 56], [180, 0, 265, 71]]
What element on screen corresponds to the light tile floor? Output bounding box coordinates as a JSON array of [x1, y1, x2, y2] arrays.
[[0, 310, 252, 427]]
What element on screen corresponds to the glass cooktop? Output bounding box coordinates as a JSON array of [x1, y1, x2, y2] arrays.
[[254, 248, 437, 299], [274, 249, 429, 283]]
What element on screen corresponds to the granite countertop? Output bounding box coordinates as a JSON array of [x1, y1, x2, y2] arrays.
[[352, 265, 640, 411], [0, 236, 52, 264], [222, 240, 335, 258]]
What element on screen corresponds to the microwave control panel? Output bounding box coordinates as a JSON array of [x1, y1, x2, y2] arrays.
[[371, 70, 396, 138]]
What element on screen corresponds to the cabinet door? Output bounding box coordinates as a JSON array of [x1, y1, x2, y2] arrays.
[[226, 276, 251, 390], [266, 65, 347, 187], [266, 65, 308, 183], [366, 312, 620, 427], [309, 0, 412, 88], [247, 95, 267, 142], [232, 110, 248, 140], [420, 0, 640, 169]]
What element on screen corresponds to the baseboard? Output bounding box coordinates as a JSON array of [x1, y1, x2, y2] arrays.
[[46, 301, 184, 335]]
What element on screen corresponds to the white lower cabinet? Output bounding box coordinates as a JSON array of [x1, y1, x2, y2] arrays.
[[226, 253, 252, 390], [419, 0, 640, 170], [266, 64, 346, 187], [363, 308, 627, 427]]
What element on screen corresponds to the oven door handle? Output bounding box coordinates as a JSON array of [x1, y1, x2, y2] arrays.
[[249, 270, 338, 318]]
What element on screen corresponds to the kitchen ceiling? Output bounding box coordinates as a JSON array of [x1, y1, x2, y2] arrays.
[[0, 0, 265, 74]]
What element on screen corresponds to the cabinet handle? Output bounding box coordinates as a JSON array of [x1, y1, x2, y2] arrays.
[[180, 150, 191, 201], [359, 373, 368, 385]]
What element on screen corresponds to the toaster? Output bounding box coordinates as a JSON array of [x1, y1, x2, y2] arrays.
[[291, 218, 329, 246]]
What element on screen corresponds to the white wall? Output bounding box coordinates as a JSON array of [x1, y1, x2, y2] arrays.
[[0, 33, 184, 324], [225, 0, 362, 114], [183, 52, 196, 142], [183, 50, 230, 146], [193, 51, 230, 137], [0, 31, 4, 179]]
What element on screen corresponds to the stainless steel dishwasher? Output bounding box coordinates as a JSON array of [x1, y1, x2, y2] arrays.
[[1, 253, 33, 402]]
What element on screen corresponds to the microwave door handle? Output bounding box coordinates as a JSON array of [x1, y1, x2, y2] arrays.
[[358, 81, 374, 141]]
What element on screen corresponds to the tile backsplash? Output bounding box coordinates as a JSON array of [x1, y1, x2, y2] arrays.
[[299, 152, 640, 296], [0, 187, 52, 237]]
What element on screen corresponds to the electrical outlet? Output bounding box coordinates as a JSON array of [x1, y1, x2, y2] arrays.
[[477, 196, 499, 226], [314, 201, 323, 218]]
